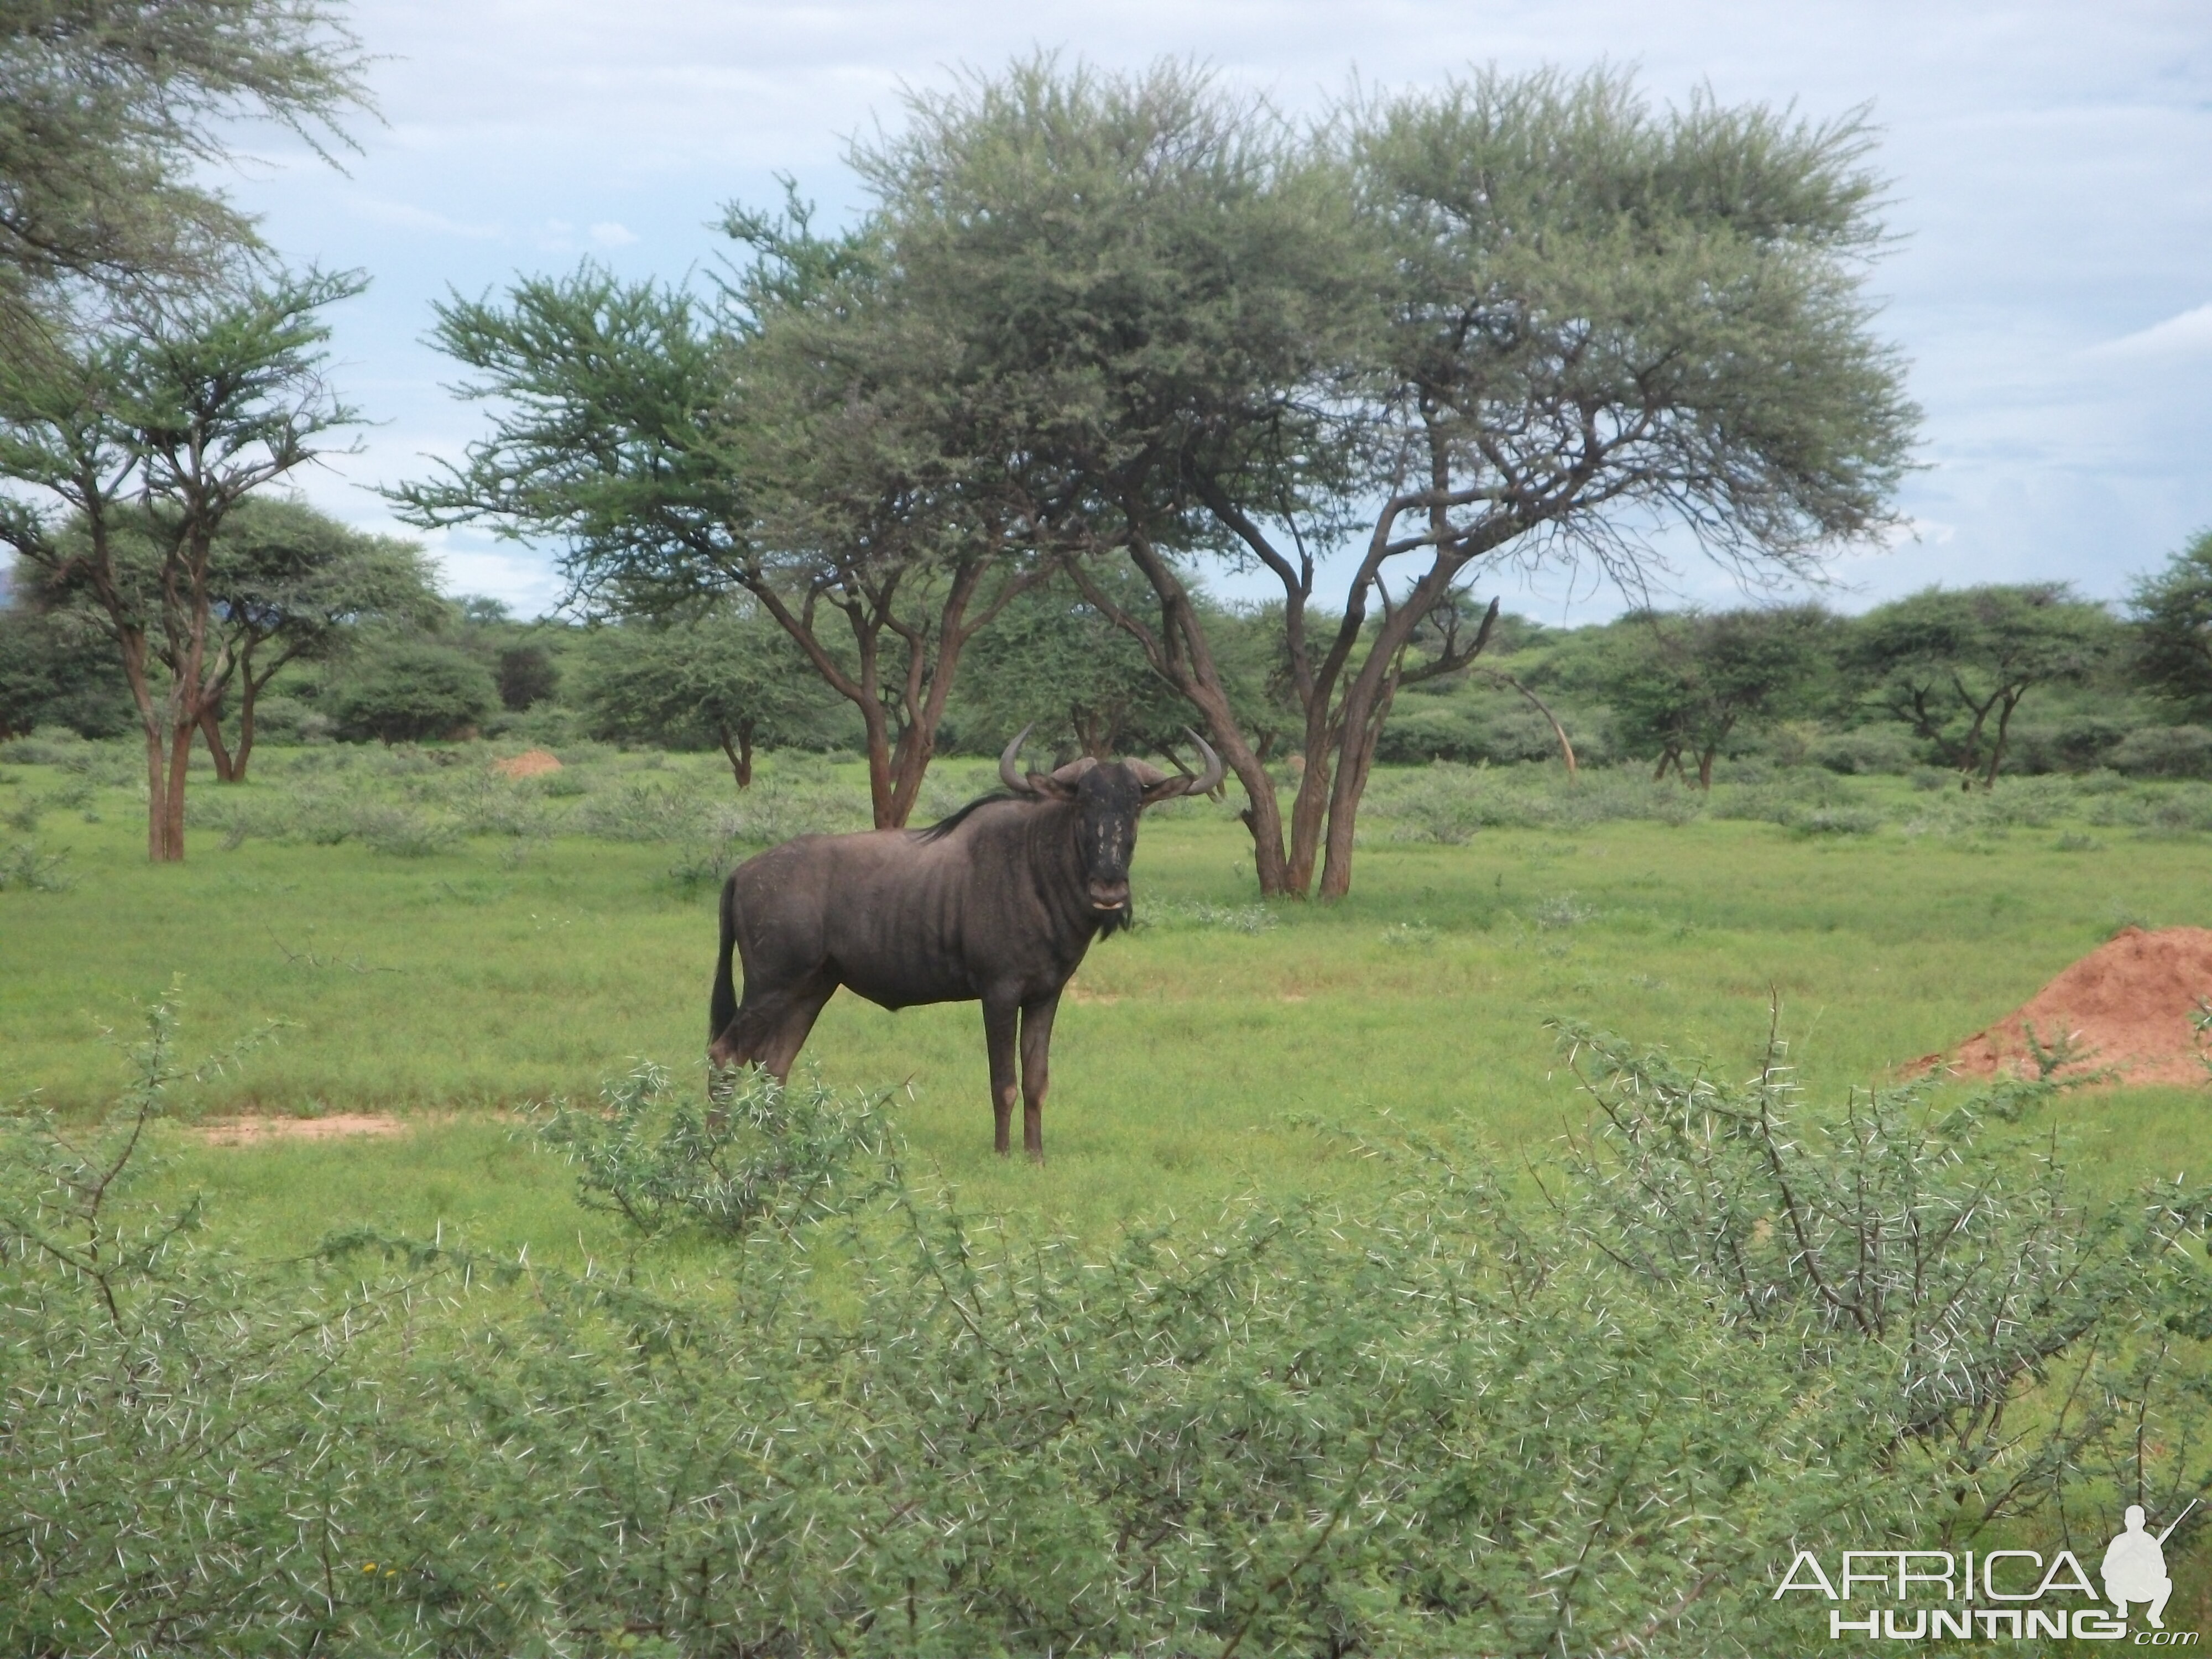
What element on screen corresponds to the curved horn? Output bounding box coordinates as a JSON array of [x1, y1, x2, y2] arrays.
[[1185, 728, 1225, 797], [999, 724, 1038, 795]]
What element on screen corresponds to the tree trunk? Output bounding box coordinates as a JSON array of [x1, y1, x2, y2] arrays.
[[197, 706, 238, 782], [229, 667, 267, 782], [1066, 537, 1294, 894], [1697, 747, 1717, 790], [1982, 692, 2022, 790], [717, 719, 755, 788], [159, 714, 192, 860]]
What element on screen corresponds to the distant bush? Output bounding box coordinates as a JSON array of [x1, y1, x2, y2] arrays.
[[1807, 726, 1915, 774], [575, 778, 709, 842], [2006, 716, 2130, 774], [1372, 695, 1595, 768], [327, 640, 497, 744], [2111, 724, 2212, 779], [240, 691, 332, 745]]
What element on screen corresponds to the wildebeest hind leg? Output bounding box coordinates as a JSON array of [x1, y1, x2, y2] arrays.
[[757, 973, 838, 1080], [709, 971, 834, 1078]]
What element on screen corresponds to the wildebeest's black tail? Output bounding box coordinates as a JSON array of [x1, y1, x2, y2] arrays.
[[708, 873, 740, 1049]]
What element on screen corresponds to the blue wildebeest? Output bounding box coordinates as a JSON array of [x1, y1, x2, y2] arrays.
[[708, 728, 1225, 1159]]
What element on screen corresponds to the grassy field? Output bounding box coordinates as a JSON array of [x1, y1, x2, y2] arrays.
[[11, 738, 2212, 1647], [4, 740, 2209, 1259]]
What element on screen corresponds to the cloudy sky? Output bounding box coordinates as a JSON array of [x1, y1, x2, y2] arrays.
[[224, 0, 2211, 620]]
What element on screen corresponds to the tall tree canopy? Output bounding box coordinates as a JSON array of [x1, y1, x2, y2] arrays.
[[394, 224, 1066, 828], [0, 0, 367, 362], [862, 59, 1918, 896], [404, 58, 1914, 877]]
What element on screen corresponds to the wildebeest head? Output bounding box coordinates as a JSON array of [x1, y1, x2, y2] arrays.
[[999, 726, 1225, 934]]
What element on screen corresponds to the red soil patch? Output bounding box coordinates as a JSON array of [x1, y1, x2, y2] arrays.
[[1934, 926, 2212, 1088], [192, 1113, 409, 1146], [492, 748, 564, 780]]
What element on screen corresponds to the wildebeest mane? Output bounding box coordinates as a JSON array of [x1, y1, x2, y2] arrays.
[[912, 791, 1018, 843]]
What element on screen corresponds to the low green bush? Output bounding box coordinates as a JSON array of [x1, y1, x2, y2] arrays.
[[2112, 724, 2212, 779], [8, 999, 2210, 1656], [0, 838, 70, 890]]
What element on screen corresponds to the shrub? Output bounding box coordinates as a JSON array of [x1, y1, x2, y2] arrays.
[[8, 1005, 2211, 1657], [327, 640, 497, 744], [537, 1061, 898, 1241], [2112, 724, 2212, 779], [1807, 726, 1916, 774], [576, 778, 709, 842], [0, 839, 70, 890]]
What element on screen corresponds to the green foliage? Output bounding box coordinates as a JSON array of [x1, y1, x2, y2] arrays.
[[1850, 583, 2119, 786], [7, 996, 2211, 1655], [0, 597, 138, 738], [0, 0, 368, 361], [0, 269, 369, 857], [948, 566, 1206, 761], [18, 493, 441, 774], [1565, 607, 1833, 785], [327, 638, 498, 745], [573, 608, 833, 781], [2112, 724, 2212, 779], [0, 837, 70, 889], [2131, 529, 2212, 719], [1552, 1020, 2212, 1528], [537, 1060, 898, 1240], [493, 641, 557, 710]]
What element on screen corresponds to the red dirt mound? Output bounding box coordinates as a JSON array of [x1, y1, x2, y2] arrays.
[[493, 748, 563, 780], [1937, 926, 2212, 1087]]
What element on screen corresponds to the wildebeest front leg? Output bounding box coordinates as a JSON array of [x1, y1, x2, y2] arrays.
[[983, 997, 1020, 1157], [1018, 990, 1060, 1162]]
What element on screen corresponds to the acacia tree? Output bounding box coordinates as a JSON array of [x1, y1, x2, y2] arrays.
[[1850, 584, 2115, 788], [867, 61, 1918, 896], [15, 494, 437, 778], [193, 499, 438, 779], [574, 607, 832, 786], [395, 225, 1062, 828], [0, 0, 367, 364], [1584, 607, 1831, 787], [0, 272, 364, 858], [860, 60, 1373, 892], [2130, 530, 2212, 719]]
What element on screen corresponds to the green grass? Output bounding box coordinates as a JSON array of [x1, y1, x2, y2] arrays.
[[4, 743, 2210, 1261]]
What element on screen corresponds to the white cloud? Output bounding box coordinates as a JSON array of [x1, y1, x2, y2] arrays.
[[349, 196, 504, 240], [2095, 302, 2212, 358], [589, 221, 639, 248]]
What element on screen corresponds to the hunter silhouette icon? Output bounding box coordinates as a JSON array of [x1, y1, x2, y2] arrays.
[[2103, 1501, 2195, 1627]]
